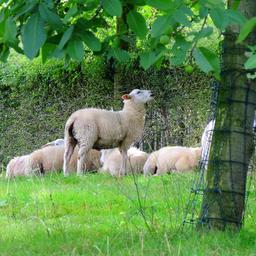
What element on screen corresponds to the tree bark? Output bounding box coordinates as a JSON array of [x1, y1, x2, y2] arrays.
[[199, 0, 256, 230]]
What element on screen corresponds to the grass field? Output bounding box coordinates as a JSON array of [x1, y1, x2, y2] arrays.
[[0, 172, 256, 255]]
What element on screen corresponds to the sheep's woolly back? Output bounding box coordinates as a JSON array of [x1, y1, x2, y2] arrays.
[[30, 146, 64, 172], [144, 146, 202, 176], [65, 104, 146, 150], [157, 146, 202, 175], [100, 147, 148, 176]]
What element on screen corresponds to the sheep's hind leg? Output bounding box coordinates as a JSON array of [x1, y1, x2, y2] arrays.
[[77, 143, 92, 176], [63, 141, 76, 176]]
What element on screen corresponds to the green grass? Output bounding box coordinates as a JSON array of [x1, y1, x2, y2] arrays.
[[0, 172, 256, 255]]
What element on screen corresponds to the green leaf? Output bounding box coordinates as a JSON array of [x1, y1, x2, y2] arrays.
[[210, 8, 229, 31], [63, 4, 78, 24], [4, 17, 17, 43], [83, 31, 101, 52], [245, 54, 256, 70], [237, 17, 256, 43], [84, 1, 99, 11], [140, 51, 162, 70], [0, 44, 9, 62], [231, 0, 241, 10], [22, 13, 47, 59], [127, 10, 147, 39], [226, 9, 246, 27], [108, 48, 130, 62], [9, 41, 23, 54], [102, 0, 122, 17], [58, 26, 74, 50], [194, 27, 213, 41], [52, 47, 65, 58], [0, 9, 5, 23], [41, 43, 56, 63], [151, 14, 173, 38], [193, 47, 220, 78], [39, 3, 62, 29], [126, 0, 146, 5], [146, 0, 172, 11], [202, 0, 225, 9], [198, 4, 208, 18], [14, 2, 37, 19], [171, 36, 192, 65], [173, 9, 191, 27], [66, 39, 84, 62]]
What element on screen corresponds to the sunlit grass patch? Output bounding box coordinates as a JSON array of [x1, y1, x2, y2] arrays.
[[0, 172, 255, 255]]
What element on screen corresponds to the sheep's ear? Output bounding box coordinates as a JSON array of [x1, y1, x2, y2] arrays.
[[121, 94, 131, 100]]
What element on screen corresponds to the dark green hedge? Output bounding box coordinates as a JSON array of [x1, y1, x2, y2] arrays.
[[0, 55, 212, 167]]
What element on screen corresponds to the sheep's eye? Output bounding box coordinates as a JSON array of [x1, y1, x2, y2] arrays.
[[137, 91, 141, 94]]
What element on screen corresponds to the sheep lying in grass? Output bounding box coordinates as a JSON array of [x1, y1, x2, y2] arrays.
[[30, 146, 100, 174], [6, 143, 101, 177], [100, 147, 148, 176], [63, 89, 153, 176], [6, 154, 31, 177], [143, 146, 202, 176]]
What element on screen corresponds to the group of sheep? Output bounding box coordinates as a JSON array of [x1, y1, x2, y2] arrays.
[[6, 89, 211, 178], [6, 140, 203, 177]]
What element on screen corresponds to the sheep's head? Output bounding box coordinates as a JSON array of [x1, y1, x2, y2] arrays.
[[122, 89, 154, 104]]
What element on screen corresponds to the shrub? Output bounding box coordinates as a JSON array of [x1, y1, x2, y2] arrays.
[[0, 54, 212, 166]]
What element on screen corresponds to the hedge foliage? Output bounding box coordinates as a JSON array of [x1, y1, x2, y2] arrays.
[[0, 54, 212, 166]]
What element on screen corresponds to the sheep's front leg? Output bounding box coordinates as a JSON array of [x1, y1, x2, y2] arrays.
[[119, 148, 128, 177]]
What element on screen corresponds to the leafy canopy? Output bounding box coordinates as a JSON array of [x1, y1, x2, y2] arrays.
[[0, 0, 253, 78]]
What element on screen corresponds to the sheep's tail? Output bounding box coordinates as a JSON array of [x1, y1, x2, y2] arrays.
[[64, 117, 78, 147], [65, 117, 75, 140]]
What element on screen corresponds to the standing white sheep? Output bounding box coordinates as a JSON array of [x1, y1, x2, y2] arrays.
[[63, 89, 153, 176], [143, 146, 202, 176], [100, 147, 148, 176]]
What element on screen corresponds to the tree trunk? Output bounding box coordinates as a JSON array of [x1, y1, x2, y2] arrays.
[[199, 0, 256, 230]]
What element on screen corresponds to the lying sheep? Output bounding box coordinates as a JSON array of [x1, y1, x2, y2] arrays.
[[6, 154, 32, 177], [143, 146, 202, 176], [6, 145, 101, 177], [30, 146, 100, 174], [100, 147, 148, 176], [63, 89, 153, 176]]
